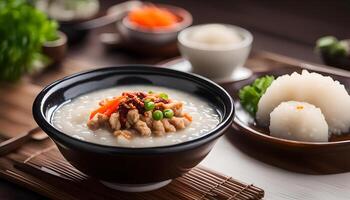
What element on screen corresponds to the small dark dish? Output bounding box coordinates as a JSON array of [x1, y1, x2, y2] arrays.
[[58, 20, 91, 43], [58, 12, 104, 43], [42, 31, 67, 65], [33, 66, 234, 187], [222, 66, 350, 174], [118, 4, 192, 45], [104, 4, 192, 57], [38, 1, 102, 44]]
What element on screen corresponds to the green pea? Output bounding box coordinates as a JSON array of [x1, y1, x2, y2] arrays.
[[163, 109, 174, 118], [152, 110, 163, 120], [144, 101, 155, 111], [159, 93, 169, 100]]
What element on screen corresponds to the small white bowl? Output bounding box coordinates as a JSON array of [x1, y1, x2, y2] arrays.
[[178, 24, 253, 80]]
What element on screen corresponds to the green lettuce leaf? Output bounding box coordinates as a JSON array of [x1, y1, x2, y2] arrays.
[[239, 75, 274, 116]]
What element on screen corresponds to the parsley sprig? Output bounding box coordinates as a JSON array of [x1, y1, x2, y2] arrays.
[[0, 0, 58, 82]]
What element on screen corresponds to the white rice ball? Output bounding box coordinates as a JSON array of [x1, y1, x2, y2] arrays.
[[257, 70, 350, 134], [269, 101, 328, 142]]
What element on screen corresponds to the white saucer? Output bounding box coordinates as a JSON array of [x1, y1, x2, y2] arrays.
[[163, 59, 252, 83], [101, 179, 172, 192]]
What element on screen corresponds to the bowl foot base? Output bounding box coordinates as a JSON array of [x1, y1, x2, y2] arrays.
[[100, 179, 172, 192]]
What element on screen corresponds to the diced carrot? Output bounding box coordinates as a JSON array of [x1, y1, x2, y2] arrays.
[[89, 105, 109, 120], [184, 113, 193, 122], [104, 101, 120, 117], [128, 5, 178, 29], [89, 96, 125, 119]]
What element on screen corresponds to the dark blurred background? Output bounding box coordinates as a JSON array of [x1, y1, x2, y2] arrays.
[[62, 0, 350, 67], [0, 0, 349, 199], [108, 0, 349, 63]]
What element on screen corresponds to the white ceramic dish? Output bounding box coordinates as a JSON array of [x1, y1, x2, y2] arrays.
[[178, 24, 253, 80], [160, 58, 252, 83]]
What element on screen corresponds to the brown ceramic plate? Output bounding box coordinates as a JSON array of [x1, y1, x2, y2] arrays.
[[221, 65, 350, 174]]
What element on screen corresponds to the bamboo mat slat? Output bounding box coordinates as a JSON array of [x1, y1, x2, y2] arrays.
[[1, 143, 264, 200]]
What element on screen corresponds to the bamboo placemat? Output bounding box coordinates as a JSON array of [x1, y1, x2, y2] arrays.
[[0, 138, 264, 200]]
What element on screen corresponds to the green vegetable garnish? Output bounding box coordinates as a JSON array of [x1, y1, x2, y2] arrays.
[[148, 90, 154, 94], [144, 101, 155, 111], [316, 36, 349, 58], [163, 109, 174, 118], [316, 36, 338, 51], [152, 110, 163, 120], [239, 75, 275, 116], [0, 0, 59, 82], [329, 41, 348, 57], [159, 93, 169, 100]]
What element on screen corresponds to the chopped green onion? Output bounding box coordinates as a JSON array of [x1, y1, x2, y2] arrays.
[[144, 98, 152, 103], [159, 93, 169, 100]]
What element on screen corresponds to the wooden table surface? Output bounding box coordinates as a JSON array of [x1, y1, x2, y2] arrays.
[[1, 0, 349, 199]]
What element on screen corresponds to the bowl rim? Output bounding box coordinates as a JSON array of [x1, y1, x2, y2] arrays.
[[121, 4, 193, 34], [178, 23, 253, 51], [33, 65, 234, 154]]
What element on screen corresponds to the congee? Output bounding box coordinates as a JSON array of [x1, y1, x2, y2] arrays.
[[52, 85, 220, 147]]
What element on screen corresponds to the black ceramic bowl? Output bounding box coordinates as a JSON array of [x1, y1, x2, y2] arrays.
[[32, 66, 234, 188]]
